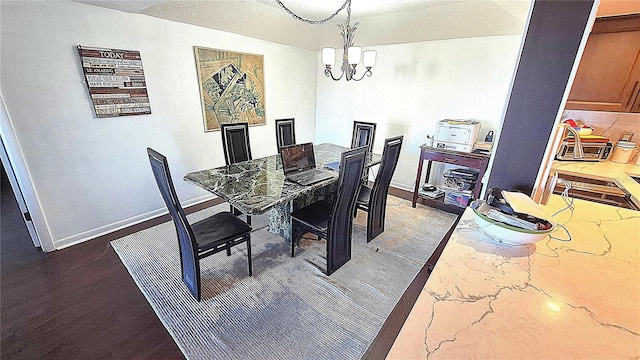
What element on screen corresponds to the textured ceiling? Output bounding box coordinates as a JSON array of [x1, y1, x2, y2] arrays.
[[73, 0, 532, 51]]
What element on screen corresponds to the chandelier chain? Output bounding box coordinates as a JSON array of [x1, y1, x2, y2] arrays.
[[275, 0, 351, 25]]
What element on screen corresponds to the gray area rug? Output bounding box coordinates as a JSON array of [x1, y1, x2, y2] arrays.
[[111, 198, 456, 360]]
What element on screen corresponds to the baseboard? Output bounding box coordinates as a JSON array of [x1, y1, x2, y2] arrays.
[[51, 185, 427, 251], [53, 194, 221, 250], [387, 184, 414, 201]]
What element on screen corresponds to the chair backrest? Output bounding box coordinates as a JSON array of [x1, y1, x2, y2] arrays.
[[220, 122, 252, 165], [326, 145, 368, 275], [275, 118, 296, 153], [147, 148, 200, 298], [351, 121, 377, 154], [367, 136, 403, 241]]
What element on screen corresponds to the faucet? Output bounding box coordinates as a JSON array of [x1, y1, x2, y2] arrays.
[[564, 124, 584, 159]]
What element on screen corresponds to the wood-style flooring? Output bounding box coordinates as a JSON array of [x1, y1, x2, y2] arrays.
[[1, 165, 187, 359], [1, 165, 457, 359]]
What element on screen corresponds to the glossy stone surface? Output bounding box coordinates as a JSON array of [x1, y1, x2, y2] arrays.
[[389, 195, 640, 359], [184, 143, 381, 215], [552, 160, 640, 207]]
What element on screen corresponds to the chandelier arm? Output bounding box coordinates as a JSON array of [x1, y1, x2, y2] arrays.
[[325, 67, 345, 81], [350, 68, 373, 82], [275, 0, 351, 24]]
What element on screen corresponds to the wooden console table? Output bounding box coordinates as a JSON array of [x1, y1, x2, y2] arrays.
[[411, 145, 490, 215]]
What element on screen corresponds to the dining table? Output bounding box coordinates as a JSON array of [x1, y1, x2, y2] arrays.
[[184, 143, 382, 242]]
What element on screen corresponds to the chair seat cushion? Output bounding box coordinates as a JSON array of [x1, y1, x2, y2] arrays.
[[356, 185, 372, 207], [191, 211, 251, 252], [290, 200, 333, 234]]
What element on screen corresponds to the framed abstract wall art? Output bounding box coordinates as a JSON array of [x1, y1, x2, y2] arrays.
[[194, 46, 266, 132], [77, 45, 151, 118]]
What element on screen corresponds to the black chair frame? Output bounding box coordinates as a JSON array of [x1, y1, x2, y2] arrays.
[[275, 118, 296, 153], [220, 122, 252, 165], [351, 121, 377, 154], [290, 146, 368, 275], [356, 136, 403, 242], [220, 122, 253, 225], [147, 148, 252, 301]]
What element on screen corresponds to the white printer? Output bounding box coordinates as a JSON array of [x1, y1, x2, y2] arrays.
[[434, 119, 481, 153]]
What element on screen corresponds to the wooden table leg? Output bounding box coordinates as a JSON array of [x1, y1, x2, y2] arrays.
[[412, 149, 425, 208]]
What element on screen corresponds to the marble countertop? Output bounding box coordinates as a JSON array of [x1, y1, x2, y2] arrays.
[[552, 160, 640, 207], [183, 143, 381, 215], [388, 195, 640, 359]]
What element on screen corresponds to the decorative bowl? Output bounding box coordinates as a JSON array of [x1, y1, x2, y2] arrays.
[[472, 209, 554, 245]]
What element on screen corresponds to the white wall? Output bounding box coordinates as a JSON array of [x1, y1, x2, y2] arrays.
[[0, 1, 317, 250], [315, 35, 522, 190]]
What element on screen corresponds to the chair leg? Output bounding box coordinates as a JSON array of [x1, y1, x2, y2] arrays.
[[196, 273, 201, 302], [291, 224, 303, 257], [231, 206, 242, 217], [246, 234, 252, 276], [367, 206, 385, 243], [230, 206, 251, 226], [226, 246, 231, 256]]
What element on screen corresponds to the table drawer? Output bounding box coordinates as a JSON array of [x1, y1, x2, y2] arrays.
[[421, 151, 485, 168]]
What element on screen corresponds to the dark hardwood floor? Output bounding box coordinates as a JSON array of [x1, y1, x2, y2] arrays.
[[1, 164, 184, 359], [1, 165, 458, 359]]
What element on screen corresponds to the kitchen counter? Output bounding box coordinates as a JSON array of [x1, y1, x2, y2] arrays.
[[552, 160, 640, 207], [387, 194, 640, 359]]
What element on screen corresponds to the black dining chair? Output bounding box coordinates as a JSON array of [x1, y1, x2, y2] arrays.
[[351, 121, 377, 184], [290, 146, 368, 275], [356, 136, 403, 242], [275, 118, 296, 153], [220, 122, 252, 225], [147, 148, 252, 301], [220, 122, 252, 165], [351, 121, 377, 154]]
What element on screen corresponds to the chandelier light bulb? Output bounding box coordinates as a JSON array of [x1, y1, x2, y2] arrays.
[[322, 48, 336, 67], [363, 50, 376, 68], [347, 47, 362, 66]]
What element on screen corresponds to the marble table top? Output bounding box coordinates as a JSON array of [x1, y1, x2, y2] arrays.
[[388, 194, 640, 359], [184, 143, 381, 215]]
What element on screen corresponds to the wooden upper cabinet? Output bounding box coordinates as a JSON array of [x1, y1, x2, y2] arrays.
[[566, 14, 640, 113]]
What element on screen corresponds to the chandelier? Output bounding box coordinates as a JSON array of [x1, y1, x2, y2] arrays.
[[276, 0, 376, 81]]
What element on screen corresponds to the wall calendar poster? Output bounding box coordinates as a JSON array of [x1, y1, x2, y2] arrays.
[[78, 45, 151, 118]]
